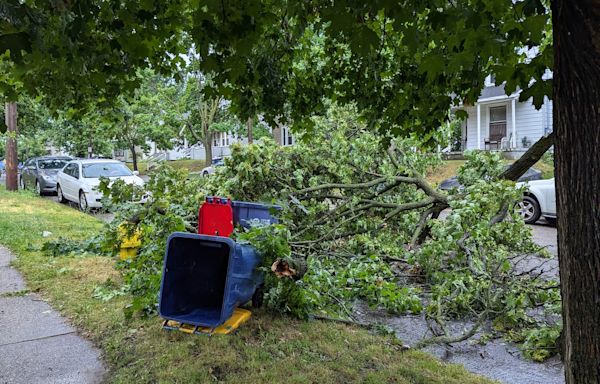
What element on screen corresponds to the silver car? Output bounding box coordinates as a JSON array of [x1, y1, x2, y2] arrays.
[[19, 156, 72, 195]]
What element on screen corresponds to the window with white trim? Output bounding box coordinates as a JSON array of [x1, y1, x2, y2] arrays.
[[282, 127, 295, 146], [488, 106, 507, 142]]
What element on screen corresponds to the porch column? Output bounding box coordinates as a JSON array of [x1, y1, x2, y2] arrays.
[[476, 103, 481, 150], [511, 98, 517, 148]]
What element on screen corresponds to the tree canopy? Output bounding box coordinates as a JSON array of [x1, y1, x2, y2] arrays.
[[2, 1, 552, 136], [0, 0, 189, 106], [190, 1, 552, 138]]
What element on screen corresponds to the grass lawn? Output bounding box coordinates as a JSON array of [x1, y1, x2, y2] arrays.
[[427, 158, 555, 186], [426, 160, 466, 185], [0, 188, 495, 384], [127, 159, 207, 175]]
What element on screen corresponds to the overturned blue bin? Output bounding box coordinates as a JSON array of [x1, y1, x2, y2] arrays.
[[159, 232, 263, 328], [232, 201, 281, 229]]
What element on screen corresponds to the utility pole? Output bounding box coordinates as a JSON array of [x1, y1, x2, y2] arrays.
[[4, 102, 18, 191]]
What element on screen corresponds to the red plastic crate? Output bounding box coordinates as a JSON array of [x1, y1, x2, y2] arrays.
[[198, 197, 234, 237]]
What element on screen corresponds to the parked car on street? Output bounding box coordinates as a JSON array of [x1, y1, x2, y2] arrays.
[[439, 166, 542, 191], [19, 156, 72, 195], [56, 159, 145, 210], [516, 178, 556, 224], [201, 157, 225, 176]]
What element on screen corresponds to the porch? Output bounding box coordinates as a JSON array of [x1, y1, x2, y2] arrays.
[[459, 95, 519, 151]]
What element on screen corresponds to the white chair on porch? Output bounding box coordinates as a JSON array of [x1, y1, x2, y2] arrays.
[[500, 133, 513, 150]]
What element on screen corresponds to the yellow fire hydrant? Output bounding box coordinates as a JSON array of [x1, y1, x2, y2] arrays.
[[118, 224, 141, 260]]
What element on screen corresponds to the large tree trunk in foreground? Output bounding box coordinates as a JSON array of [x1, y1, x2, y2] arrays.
[[500, 131, 554, 181], [553, 1, 600, 383], [4, 102, 18, 191]]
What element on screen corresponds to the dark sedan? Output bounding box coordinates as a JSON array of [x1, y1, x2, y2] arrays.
[[439, 166, 542, 191], [19, 156, 72, 195]]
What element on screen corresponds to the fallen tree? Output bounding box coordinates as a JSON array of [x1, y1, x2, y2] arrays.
[[80, 105, 559, 359]]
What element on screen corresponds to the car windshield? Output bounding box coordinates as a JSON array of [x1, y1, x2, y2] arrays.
[[38, 159, 68, 169], [82, 163, 132, 178]]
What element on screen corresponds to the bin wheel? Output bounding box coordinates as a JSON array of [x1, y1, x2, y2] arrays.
[[252, 284, 265, 308]]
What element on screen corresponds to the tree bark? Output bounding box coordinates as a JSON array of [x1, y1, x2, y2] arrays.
[[499, 131, 554, 181], [553, 1, 600, 383], [88, 135, 93, 158], [130, 145, 138, 172], [247, 117, 253, 144], [203, 138, 213, 166], [4, 102, 18, 191]]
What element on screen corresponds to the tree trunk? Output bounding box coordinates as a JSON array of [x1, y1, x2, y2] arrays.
[[553, 1, 600, 383], [247, 117, 253, 144], [130, 145, 138, 172], [499, 131, 554, 181], [203, 139, 213, 166], [4, 102, 18, 191]]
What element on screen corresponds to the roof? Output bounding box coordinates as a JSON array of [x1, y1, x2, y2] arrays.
[[69, 158, 122, 164], [480, 84, 507, 99], [478, 84, 521, 102], [36, 156, 72, 160]]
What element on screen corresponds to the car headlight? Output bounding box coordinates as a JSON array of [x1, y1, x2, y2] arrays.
[[40, 173, 55, 182]]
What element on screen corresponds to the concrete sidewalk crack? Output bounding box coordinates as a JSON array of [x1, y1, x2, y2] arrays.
[[0, 331, 76, 348]]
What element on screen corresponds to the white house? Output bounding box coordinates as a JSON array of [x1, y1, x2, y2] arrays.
[[272, 125, 295, 146], [456, 76, 553, 155]]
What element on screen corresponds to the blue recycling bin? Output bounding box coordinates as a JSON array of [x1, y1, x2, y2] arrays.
[[159, 232, 263, 328], [232, 201, 281, 229]]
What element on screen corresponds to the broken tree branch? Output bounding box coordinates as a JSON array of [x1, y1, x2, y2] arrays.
[[413, 311, 488, 349], [499, 131, 554, 181]]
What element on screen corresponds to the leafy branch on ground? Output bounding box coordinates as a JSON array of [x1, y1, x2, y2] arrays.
[[50, 104, 561, 360]]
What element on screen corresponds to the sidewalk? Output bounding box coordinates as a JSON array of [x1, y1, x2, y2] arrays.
[[0, 246, 105, 384]]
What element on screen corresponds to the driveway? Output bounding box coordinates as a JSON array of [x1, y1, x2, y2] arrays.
[[521, 219, 559, 279], [530, 220, 558, 256]]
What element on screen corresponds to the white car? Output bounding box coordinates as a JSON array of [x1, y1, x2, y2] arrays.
[[56, 159, 145, 210], [516, 178, 556, 224]]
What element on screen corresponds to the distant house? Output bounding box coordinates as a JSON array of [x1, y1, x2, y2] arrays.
[[454, 76, 553, 156], [113, 132, 249, 164], [272, 125, 295, 146], [114, 119, 296, 165]]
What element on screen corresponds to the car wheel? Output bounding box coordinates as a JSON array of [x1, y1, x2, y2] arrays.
[[35, 180, 42, 196], [57, 185, 67, 203], [203, 171, 209, 177], [517, 196, 541, 224], [79, 190, 89, 212]]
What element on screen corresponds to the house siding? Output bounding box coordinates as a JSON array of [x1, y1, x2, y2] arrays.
[[510, 100, 544, 148]]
